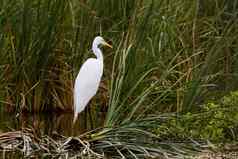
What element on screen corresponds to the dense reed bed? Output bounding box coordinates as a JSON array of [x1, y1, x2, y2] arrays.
[[0, 0, 238, 158]]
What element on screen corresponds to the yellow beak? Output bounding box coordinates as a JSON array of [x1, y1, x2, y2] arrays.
[[103, 41, 113, 48]]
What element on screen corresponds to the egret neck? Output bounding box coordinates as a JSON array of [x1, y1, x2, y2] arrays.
[[93, 47, 103, 60], [92, 45, 104, 76]]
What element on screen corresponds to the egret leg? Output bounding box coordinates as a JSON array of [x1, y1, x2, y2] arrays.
[[88, 103, 94, 129], [84, 107, 87, 130]]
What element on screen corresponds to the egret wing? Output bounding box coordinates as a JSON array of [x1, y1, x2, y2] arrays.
[[74, 58, 102, 115]]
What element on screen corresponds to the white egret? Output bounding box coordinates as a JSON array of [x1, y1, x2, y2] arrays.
[[73, 36, 112, 124]]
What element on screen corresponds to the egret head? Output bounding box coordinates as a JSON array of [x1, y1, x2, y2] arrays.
[[92, 36, 112, 49]]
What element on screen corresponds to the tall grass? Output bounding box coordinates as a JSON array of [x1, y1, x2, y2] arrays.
[[0, 0, 238, 157], [0, 0, 73, 112]]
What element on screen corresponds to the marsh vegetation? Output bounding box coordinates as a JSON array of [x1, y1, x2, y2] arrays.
[[0, 0, 238, 158]]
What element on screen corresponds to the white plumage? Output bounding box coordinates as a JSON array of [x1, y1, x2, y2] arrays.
[[73, 36, 112, 123]]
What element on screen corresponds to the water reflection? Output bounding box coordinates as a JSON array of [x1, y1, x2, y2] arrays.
[[0, 109, 106, 136]]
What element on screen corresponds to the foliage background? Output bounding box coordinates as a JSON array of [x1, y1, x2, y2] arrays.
[[0, 0, 238, 157]]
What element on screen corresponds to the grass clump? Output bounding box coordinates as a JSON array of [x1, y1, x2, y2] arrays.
[[157, 91, 238, 142]]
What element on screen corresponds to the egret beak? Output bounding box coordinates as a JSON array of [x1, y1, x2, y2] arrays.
[[103, 41, 113, 48]]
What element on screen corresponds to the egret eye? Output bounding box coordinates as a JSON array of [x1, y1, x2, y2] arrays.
[[98, 43, 103, 49]]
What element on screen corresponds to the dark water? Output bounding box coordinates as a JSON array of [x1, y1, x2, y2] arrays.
[[0, 109, 106, 136], [0, 108, 107, 158]]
